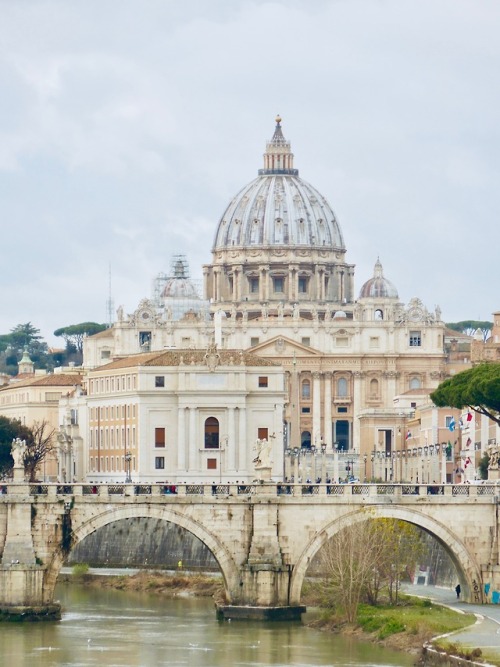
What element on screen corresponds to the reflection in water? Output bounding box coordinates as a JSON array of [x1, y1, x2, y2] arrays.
[[0, 583, 415, 666]]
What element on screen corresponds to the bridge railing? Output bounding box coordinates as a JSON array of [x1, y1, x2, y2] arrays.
[[0, 482, 498, 499]]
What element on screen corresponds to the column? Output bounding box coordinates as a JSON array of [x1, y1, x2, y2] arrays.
[[323, 372, 332, 446], [238, 407, 246, 473], [352, 372, 363, 450], [312, 372, 321, 447], [228, 407, 236, 471], [189, 407, 197, 471], [177, 406, 186, 472], [291, 366, 301, 449]]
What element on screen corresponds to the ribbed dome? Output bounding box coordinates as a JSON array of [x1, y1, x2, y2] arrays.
[[213, 117, 345, 251], [359, 259, 398, 299], [162, 257, 199, 299]]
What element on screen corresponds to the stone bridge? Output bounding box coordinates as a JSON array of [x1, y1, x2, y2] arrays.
[[0, 480, 499, 620]]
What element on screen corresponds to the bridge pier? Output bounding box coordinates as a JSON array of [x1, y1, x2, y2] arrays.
[[217, 485, 306, 621], [0, 484, 60, 621]]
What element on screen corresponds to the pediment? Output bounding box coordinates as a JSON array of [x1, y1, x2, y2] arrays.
[[247, 335, 322, 358]]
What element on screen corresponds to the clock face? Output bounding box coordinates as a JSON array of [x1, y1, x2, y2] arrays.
[[408, 307, 423, 322], [141, 311, 151, 321]]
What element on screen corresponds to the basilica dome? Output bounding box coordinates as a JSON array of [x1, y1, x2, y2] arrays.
[[358, 259, 399, 299], [213, 117, 345, 251]]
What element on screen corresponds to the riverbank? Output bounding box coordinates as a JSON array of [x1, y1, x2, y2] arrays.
[[59, 569, 478, 661]]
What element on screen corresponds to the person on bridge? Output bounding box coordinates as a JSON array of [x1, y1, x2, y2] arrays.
[[455, 584, 461, 599]]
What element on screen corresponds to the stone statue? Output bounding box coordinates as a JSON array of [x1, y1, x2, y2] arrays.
[[277, 302, 284, 320], [292, 303, 299, 320], [11, 438, 26, 469], [253, 438, 272, 470], [488, 447, 499, 470]]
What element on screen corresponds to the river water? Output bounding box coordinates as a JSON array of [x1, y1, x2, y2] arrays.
[[1, 583, 415, 667]]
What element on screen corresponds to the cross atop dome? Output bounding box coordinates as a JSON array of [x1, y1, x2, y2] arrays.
[[258, 115, 299, 176]]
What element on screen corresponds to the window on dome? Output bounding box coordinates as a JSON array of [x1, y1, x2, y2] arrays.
[[375, 309, 384, 320]]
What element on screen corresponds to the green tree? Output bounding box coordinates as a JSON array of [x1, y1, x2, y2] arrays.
[[478, 452, 490, 480], [446, 320, 492, 342], [54, 322, 108, 356], [0, 323, 52, 374], [430, 363, 500, 427], [0, 416, 31, 478]]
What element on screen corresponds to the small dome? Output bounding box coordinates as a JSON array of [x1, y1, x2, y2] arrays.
[[333, 310, 347, 319], [160, 256, 208, 321], [162, 258, 199, 299], [359, 259, 398, 299]]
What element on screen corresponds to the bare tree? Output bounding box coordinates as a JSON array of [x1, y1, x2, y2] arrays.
[[23, 420, 56, 482], [319, 516, 427, 620], [319, 514, 388, 622]]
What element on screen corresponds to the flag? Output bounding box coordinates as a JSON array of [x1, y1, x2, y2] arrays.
[[448, 417, 456, 432], [406, 430, 411, 440], [466, 437, 472, 448], [466, 411, 473, 422]]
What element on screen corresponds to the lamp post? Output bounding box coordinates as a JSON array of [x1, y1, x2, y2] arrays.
[[333, 442, 340, 484], [320, 441, 327, 483], [125, 451, 132, 483]]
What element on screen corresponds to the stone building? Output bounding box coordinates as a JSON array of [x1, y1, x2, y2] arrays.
[[83, 117, 450, 478], [83, 348, 285, 483]]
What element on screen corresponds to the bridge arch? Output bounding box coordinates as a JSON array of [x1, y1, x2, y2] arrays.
[[43, 505, 240, 603], [289, 506, 483, 605]]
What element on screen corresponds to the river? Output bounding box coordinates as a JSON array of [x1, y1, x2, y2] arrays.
[[1, 582, 416, 666]]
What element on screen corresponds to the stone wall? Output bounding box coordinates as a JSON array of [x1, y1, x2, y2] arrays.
[[67, 517, 218, 569]]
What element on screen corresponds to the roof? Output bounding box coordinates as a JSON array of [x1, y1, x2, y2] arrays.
[[0, 373, 83, 392], [93, 349, 280, 372]]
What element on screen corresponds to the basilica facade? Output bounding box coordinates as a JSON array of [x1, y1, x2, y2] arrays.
[[82, 117, 449, 482]]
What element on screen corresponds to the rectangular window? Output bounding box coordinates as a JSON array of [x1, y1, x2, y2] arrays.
[[155, 376, 165, 387], [409, 330, 421, 347], [258, 376, 268, 387], [298, 277, 308, 293], [250, 337, 259, 347], [101, 350, 111, 359], [155, 427, 166, 447], [207, 458, 217, 470], [273, 276, 284, 293], [155, 457, 165, 470], [249, 277, 259, 293], [258, 427, 269, 440], [336, 337, 349, 347], [369, 337, 379, 348], [301, 407, 311, 413], [301, 337, 311, 347], [337, 406, 348, 413]]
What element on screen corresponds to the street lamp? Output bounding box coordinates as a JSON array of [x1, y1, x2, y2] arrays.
[[125, 451, 132, 483]]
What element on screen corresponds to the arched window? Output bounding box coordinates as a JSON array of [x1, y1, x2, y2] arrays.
[[337, 377, 348, 397], [301, 379, 311, 399], [409, 376, 421, 390], [301, 431, 311, 449], [370, 378, 379, 398], [375, 309, 384, 320], [204, 417, 220, 449]]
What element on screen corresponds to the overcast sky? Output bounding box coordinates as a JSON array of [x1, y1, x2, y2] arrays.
[[1, 0, 499, 346]]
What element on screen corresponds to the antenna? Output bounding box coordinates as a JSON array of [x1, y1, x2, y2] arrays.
[[106, 263, 114, 327]]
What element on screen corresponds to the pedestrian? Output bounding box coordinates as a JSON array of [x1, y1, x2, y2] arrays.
[[455, 584, 461, 599]]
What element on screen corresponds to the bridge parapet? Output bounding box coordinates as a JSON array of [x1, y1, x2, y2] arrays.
[[1, 482, 496, 501]]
